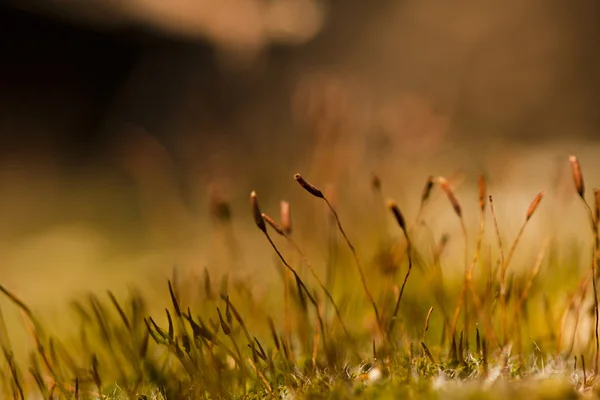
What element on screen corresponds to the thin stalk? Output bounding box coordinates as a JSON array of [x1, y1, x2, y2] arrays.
[[251, 191, 328, 355], [557, 270, 592, 355], [324, 198, 384, 339], [262, 213, 350, 339], [386, 201, 413, 339], [568, 155, 598, 371], [450, 213, 470, 339], [265, 233, 329, 355], [294, 174, 384, 340]]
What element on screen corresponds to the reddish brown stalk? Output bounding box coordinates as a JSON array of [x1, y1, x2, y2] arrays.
[[483, 246, 501, 348], [490, 190, 544, 348], [557, 270, 592, 355], [430, 234, 451, 334], [500, 190, 546, 346], [248, 357, 273, 396], [260, 211, 293, 347], [312, 313, 320, 371], [422, 306, 434, 343], [488, 194, 508, 344], [504, 191, 545, 269], [280, 200, 294, 342], [439, 177, 469, 341], [513, 240, 548, 356], [383, 176, 434, 322], [261, 212, 350, 339], [582, 354, 588, 388], [387, 200, 413, 338], [466, 175, 487, 283], [568, 155, 599, 371], [294, 174, 384, 340], [515, 239, 548, 312], [567, 274, 592, 357], [497, 190, 544, 350], [461, 175, 496, 348], [250, 191, 328, 355], [594, 190, 600, 227], [488, 195, 505, 267]]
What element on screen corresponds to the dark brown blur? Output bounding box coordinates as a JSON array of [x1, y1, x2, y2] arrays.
[[1, 0, 600, 336]]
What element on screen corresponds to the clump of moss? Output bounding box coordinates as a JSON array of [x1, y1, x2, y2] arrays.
[[0, 155, 598, 399]]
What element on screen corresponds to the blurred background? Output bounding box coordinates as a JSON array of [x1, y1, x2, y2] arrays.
[[1, 0, 600, 346]]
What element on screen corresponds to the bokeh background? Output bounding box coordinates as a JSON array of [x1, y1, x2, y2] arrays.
[[1, 0, 600, 356]]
